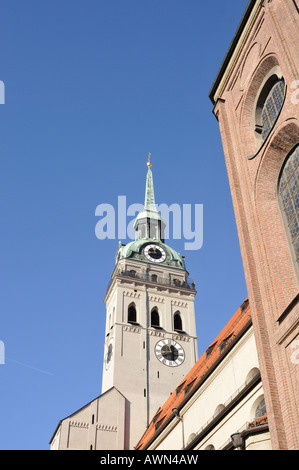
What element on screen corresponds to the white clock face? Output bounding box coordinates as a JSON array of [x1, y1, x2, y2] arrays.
[[144, 244, 166, 263], [155, 339, 185, 367], [105, 337, 114, 370]]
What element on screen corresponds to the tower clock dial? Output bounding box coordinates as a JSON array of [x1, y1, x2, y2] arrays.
[[144, 244, 166, 263], [155, 339, 185, 367], [105, 337, 114, 370]]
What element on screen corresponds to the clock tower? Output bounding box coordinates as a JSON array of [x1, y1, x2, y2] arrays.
[[50, 156, 198, 451], [102, 156, 198, 449]]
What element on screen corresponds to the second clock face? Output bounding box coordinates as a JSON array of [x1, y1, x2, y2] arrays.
[[144, 244, 166, 263], [105, 338, 114, 370], [155, 339, 185, 367]]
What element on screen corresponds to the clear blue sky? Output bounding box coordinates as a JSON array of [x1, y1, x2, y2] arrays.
[[0, 0, 249, 450]]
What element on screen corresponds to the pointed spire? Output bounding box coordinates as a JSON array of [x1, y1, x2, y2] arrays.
[[144, 154, 157, 213], [133, 153, 166, 242]]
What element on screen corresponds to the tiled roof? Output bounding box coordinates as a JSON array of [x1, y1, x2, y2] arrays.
[[135, 299, 251, 450]]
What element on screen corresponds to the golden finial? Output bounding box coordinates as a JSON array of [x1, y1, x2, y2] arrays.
[[147, 152, 152, 168]]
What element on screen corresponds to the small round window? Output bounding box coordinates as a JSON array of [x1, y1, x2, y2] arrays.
[[261, 78, 285, 140], [255, 75, 286, 143]]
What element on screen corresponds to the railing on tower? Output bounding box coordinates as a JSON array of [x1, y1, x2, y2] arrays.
[[106, 268, 196, 295]]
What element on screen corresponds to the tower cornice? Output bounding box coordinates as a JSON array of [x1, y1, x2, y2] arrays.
[[104, 267, 196, 303]]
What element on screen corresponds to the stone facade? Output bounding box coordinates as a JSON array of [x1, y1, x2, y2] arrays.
[[50, 388, 128, 450]]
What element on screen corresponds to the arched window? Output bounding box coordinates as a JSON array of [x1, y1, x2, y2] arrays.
[[187, 433, 196, 446], [245, 367, 260, 384], [278, 144, 299, 270], [213, 404, 225, 417], [255, 398, 266, 418], [128, 270, 136, 277], [255, 75, 286, 142], [128, 303, 137, 324], [151, 308, 160, 328], [174, 311, 183, 332], [140, 225, 146, 239], [261, 78, 285, 140]]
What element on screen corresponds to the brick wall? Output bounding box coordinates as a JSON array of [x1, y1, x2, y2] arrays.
[[212, 0, 299, 450]]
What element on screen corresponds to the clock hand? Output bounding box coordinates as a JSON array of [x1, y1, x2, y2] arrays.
[[161, 350, 170, 357]]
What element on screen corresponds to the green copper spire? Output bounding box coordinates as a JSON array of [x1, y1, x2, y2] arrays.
[[115, 154, 186, 270], [133, 154, 165, 241], [144, 153, 157, 213]]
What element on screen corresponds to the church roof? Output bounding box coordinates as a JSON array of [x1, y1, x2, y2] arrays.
[[135, 299, 251, 450], [49, 386, 127, 444]]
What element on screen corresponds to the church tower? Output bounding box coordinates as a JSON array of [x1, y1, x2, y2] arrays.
[[102, 155, 198, 449], [50, 156, 198, 451]]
